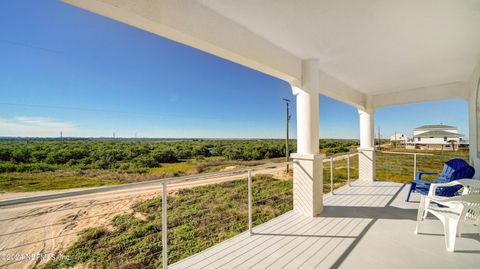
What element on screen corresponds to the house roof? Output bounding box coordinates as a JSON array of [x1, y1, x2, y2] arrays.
[[414, 130, 462, 138], [414, 124, 457, 131]]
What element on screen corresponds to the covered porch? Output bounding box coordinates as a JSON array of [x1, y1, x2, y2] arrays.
[[62, 0, 480, 267], [171, 181, 480, 269]]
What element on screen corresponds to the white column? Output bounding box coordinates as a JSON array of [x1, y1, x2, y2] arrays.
[[468, 78, 479, 179], [290, 59, 324, 217], [358, 108, 376, 181], [295, 86, 319, 154]]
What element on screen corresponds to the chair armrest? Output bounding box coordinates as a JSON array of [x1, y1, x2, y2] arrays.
[[412, 179, 431, 187], [426, 193, 479, 205], [457, 179, 480, 194], [424, 194, 457, 207], [428, 181, 463, 197], [416, 171, 437, 180]]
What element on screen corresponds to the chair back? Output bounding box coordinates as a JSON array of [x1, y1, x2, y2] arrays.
[[439, 159, 470, 180], [459, 179, 480, 195], [437, 165, 475, 197], [459, 194, 480, 225]]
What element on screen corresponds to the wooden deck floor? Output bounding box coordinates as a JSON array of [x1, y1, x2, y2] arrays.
[[170, 181, 480, 269]]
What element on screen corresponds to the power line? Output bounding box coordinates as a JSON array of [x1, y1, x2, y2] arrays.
[[0, 39, 63, 55], [0, 101, 155, 115], [0, 102, 228, 121]]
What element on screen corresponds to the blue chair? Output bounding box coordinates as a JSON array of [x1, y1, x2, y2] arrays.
[[406, 159, 474, 201]]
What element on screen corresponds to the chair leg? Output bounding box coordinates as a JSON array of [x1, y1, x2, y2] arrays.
[[406, 182, 416, 202], [420, 197, 432, 220], [415, 197, 425, 234], [444, 218, 459, 252]]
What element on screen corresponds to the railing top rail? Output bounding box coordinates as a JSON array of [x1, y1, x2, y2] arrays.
[[376, 150, 467, 158], [0, 161, 295, 207], [325, 151, 357, 158], [159, 160, 295, 184]]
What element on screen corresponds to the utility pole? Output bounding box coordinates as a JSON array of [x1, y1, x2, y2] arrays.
[[113, 132, 116, 139], [60, 131, 63, 140], [283, 98, 291, 173]]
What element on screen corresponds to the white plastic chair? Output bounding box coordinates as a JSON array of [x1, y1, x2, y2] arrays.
[[415, 179, 480, 252]]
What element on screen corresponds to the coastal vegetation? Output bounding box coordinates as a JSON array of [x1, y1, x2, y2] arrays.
[[0, 138, 358, 192], [1, 138, 469, 269]]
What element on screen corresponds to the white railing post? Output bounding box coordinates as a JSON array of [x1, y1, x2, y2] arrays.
[[330, 157, 334, 194], [413, 153, 417, 179], [248, 170, 253, 235], [347, 153, 350, 186], [162, 181, 168, 269]]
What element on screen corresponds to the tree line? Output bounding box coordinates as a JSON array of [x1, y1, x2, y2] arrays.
[[0, 139, 358, 173]]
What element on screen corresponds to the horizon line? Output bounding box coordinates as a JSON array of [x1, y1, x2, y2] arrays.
[[0, 136, 360, 140]]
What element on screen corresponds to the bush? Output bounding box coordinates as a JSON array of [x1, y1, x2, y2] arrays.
[[0, 162, 56, 173]]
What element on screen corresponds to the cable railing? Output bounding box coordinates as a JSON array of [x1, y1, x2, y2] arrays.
[[0, 152, 374, 269], [375, 150, 470, 182], [323, 152, 359, 194], [7, 148, 455, 268], [154, 162, 294, 268], [0, 160, 294, 269]]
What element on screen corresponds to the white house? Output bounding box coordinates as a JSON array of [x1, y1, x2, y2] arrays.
[[413, 124, 464, 150], [389, 133, 408, 144]]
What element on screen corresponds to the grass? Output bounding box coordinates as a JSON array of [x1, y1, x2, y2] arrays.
[[376, 150, 469, 183], [148, 161, 199, 176], [146, 157, 266, 175], [322, 150, 468, 190], [0, 172, 125, 193], [43, 174, 292, 269]]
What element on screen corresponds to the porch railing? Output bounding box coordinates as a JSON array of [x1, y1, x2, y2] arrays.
[[0, 161, 295, 269], [0, 152, 370, 269], [161, 161, 295, 268], [375, 150, 470, 182], [324, 152, 359, 194]]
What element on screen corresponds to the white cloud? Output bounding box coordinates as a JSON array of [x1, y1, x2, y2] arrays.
[[0, 116, 77, 137]]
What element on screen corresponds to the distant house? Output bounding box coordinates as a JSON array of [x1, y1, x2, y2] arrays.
[[389, 133, 408, 144], [412, 124, 464, 150]]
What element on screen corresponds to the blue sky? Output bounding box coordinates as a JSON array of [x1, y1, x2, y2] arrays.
[[0, 1, 469, 139]]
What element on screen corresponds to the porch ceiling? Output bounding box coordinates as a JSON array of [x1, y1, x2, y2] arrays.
[[198, 0, 480, 95]]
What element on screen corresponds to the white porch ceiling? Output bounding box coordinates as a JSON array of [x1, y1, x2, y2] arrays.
[[198, 0, 480, 95]]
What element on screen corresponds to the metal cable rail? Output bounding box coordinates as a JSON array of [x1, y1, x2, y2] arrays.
[[0, 161, 295, 207], [375, 150, 469, 179], [0, 154, 366, 268], [376, 149, 468, 157], [0, 161, 296, 269], [325, 152, 357, 194]]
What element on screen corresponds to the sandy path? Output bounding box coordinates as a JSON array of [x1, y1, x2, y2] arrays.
[[0, 167, 286, 269]]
